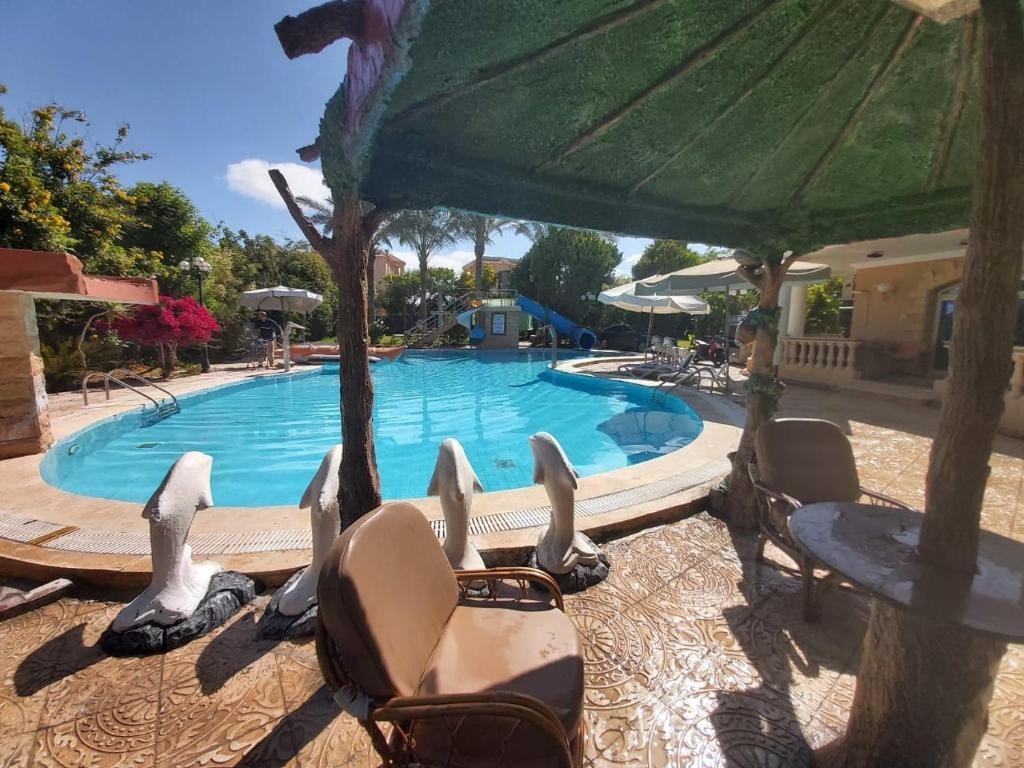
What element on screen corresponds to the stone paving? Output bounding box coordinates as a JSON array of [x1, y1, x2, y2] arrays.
[[0, 382, 1021, 767]]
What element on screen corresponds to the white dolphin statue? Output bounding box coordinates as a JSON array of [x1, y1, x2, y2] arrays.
[[530, 432, 601, 574], [112, 452, 222, 632], [278, 445, 343, 617], [427, 438, 485, 570]]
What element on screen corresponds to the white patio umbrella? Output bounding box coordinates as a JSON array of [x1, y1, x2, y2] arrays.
[[240, 285, 324, 313], [636, 256, 831, 295], [599, 279, 709, 357], [635, 254, 831, 392], [240, 286, 324, 372]]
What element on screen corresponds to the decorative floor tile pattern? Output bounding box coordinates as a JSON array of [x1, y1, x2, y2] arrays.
[[0, 384, 1021, 766]]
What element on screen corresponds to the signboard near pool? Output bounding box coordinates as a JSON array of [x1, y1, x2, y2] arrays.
[[491, 312, 506, 336]]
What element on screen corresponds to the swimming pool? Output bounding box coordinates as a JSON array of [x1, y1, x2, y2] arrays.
[[42, 350, 703, 507]]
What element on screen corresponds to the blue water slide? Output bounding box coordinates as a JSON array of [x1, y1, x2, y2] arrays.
[[516, 295, 597, 350]]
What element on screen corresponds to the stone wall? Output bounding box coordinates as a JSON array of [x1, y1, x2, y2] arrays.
[[850, 256, 964, 376], [0, 292, 53, 459]]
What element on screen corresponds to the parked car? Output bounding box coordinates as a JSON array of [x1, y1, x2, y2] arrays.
[[598, 323, 647, 351]]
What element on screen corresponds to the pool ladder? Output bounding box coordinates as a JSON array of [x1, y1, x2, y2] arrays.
[[81, 369, 180, 422]]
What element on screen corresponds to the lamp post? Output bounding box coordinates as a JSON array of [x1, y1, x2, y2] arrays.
[[178, 256, 213, 372]]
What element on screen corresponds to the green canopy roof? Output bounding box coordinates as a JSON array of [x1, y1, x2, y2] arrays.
[[286, 0, 985, 253]]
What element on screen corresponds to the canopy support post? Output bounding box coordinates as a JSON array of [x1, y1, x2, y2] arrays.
[[270, 169, 383, 526], [724, 253, 799, 528], [818, 1, 1022, 765]]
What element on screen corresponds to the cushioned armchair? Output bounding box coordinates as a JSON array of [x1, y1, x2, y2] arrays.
[[316, 501, 585, 767], [749, 418, 913, 621]]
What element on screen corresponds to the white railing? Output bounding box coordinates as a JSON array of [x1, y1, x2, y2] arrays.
[[1009, 346, 1024, 398], [778, 337, 861, 382]]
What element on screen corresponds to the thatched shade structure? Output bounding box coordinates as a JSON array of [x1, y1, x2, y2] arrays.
[[271, 2, 1023, 765], [289, 0, 987, 252]]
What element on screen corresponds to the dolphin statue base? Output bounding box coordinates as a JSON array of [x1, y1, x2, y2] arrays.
[[260, 446, 343, 640], [528, 432, 610, 593], [101, 452, 255, 655]]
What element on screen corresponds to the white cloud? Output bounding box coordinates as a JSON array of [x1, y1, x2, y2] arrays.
[[225, 159, 329, 209], [616, 252, 643, 278]]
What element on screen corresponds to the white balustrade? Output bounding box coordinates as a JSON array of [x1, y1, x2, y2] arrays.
[[778, 337, 861, 383], [1009, 346, 1024, 398]]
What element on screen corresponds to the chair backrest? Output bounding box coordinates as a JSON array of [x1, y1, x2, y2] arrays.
[[754, 418, 860, 504], [317, 501, 459, 699]]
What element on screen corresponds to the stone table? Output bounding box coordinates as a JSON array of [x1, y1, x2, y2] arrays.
[[790, 502, 1024, 643]]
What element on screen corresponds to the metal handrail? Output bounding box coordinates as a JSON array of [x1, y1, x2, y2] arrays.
[[107, 369, 179, 411], [405, 289, 520, 343], [81, 369, 179, 414]]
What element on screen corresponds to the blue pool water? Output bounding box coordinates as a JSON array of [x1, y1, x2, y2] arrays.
[[43, 349, 703, 507]]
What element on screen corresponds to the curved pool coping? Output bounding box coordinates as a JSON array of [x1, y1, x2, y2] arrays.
[[0, 355, 743, 587]]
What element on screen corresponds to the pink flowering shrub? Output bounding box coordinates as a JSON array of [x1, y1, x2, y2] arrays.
[[116, 296, 219, 378]]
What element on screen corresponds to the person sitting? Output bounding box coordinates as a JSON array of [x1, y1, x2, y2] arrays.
[[254, 311, 282, 368]]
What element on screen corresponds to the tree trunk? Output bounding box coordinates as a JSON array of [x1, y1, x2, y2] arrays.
[[419, 252, 429, 321], [366, 253, 376, 327], [819, 2, 1023, 765], [162, 343, 178, 380], [724, 259, 789, 528], [268, 169, 383, 526], [474, 228, 485, 291], [331, 199, 383, 527]]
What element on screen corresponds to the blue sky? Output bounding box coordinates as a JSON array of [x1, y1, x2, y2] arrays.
[[0, 1, 655, 275]]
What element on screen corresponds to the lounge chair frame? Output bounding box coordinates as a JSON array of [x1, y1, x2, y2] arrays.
[[315, 567, 583, 767], [748, 461, 913, 621]]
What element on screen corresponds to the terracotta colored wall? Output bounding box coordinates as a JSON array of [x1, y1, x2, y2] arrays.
[[851, 257, 963, 345], [0, 292, 53, 459], [372, 252, 403, 287]]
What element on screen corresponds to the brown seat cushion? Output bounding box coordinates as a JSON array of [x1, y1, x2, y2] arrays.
[[411, 601, 584, 765], [317, 501, 459, 698], [755, 418, 860, 505]]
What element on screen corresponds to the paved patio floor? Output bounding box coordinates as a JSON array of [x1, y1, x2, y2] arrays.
[[0, 383, 1021, 766]]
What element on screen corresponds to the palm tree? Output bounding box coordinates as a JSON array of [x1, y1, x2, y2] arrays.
[[449, 212, 519, 291], [298, 195, 393, 322], [382, 209, 457, 321], [515, 220, 618, 245]]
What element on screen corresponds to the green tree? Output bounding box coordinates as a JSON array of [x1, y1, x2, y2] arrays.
[[297, 194, 396, 320], [631, 239, 706, 280], [378, 272, 421, 332], [0, 86, 150, 267], [118, 181, 215, 294], [382, 209, 457, 320], [448, 212, 516, 290], [804, 277, 843, 335], [699, 289, 759, 339], [511, 229, 621, 321], [460, 263, 497, 291]]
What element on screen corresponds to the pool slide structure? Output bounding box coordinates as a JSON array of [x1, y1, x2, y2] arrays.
[[457, 296, 597, 349]]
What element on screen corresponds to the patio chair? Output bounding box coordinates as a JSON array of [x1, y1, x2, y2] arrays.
[[316, 501, 585, 768], [748, 418, 913, 621], [648, 335, 662, 358]]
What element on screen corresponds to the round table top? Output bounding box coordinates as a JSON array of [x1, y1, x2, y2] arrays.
[[789, 502, 1024, 643]]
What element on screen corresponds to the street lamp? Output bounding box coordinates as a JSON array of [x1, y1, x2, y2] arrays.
[[178, 256, 213, 372]]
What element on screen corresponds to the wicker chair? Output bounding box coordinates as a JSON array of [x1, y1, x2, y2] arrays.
[[749, 418, 913, 621], [315, 501, 585, 767]]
